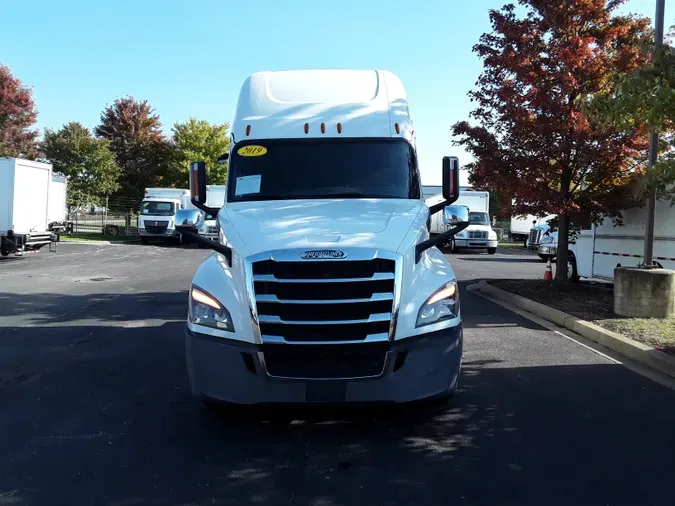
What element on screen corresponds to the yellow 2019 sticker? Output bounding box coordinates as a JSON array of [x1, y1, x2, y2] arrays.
[[237, 145, 267, 157]]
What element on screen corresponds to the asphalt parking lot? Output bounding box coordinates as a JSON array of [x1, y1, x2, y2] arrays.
[[2, 243, 675, 505]]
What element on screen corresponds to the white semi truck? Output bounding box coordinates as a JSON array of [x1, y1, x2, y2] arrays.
[[139, 188, 195, 244], [0, 158, 62, 257], [538, 197, 675, 280], [510, 213, 556, 248], [172, 69, 470, 406], [427, 189, 498, 254]]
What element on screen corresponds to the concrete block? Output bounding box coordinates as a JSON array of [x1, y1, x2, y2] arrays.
[[614, 267, 675, 318]]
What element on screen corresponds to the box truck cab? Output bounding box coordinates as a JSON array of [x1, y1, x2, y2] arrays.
[[427, 190, 498, 254], [174, 69, 470, 406], [139, 188, 193, 244]]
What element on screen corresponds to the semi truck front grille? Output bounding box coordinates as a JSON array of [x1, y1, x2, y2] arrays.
[[528, 229, 541, 245], [469, 231, 487, 239], [251, 256, 397, 344], [262, 342, 387, 379], [145, 221, 169, 234]]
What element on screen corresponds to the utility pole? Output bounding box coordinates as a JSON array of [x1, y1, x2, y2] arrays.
[[643, 0, 665, 267]]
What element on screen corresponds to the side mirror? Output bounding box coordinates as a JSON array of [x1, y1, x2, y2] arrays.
[[175, 209, 204, 231], [190, 161, 208, 207], [442, 156, 460, 204], [217, 153, 229, 165], [442, 205, 470, 226]]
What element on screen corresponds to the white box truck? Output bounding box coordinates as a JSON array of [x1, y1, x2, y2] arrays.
[[0, 158, 59, 257], [539, 198, 675, 281], [427, 189, 498, 254], [171, 69, 470, 407], [139, 188, 195, 244]]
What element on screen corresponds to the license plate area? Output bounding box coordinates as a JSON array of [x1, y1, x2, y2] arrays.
[[305, 381, 347, 402]]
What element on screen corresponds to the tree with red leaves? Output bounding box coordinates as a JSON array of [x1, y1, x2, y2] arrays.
[[95, 96, 171, 199], [0, 64, 40, 159], [452, 0, 652, 280]]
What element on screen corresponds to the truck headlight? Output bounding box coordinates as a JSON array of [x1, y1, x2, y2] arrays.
[[489, 231, 497, 240], [416, 280, 459, 328], [189, 286, 234, 332], [456, 232, 466, 238]]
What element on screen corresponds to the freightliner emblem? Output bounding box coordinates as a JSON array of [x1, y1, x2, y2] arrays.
[[300, 250, 347, 260]]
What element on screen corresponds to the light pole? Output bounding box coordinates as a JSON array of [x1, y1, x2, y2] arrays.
[[643, 0, 666, 267]]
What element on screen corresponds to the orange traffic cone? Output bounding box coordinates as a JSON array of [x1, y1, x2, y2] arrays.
[[543, 258, 553, 281]]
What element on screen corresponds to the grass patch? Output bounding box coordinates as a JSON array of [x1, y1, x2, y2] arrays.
[[489, 279, 675, 355], [61, 233, 139, 243]]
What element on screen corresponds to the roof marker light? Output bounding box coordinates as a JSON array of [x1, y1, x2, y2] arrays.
[[304, 123, 309, 134], [245, 125, 251, 136], [337, 122, 342, 134], [321, 122, 326, 134], [395, 123, 401, 134]]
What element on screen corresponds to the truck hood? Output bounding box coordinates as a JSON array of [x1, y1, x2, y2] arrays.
[[222, 199, 424, 255]]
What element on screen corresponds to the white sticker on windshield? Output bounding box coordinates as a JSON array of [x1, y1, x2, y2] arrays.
[[235, 175, 261, 196]]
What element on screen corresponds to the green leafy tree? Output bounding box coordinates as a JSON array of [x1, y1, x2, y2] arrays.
[[169, 118, 230, 186], [0, 63, 40, 159], [587, 37, 675, 201], [43, 122, 120, 207], [452, 0, 651, 280], [95, 96, 171, 199]]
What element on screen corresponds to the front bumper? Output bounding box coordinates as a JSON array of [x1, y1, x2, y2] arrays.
[[455, 238, 498, 249], [139, 228, 177, 237], [538, 245, 557, 256], [186, 325, 463, 405]]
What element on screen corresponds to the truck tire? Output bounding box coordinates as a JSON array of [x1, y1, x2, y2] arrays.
[[538, 254, 549, 262], [1, 249, 8, 257], [487, 247, 497, 255], [140, 237, 149, 245], [567, 254, 580, 282], [523, 238, 528, 248]]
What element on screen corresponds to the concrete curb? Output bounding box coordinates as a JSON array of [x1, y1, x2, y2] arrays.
[[468, 280, 675, 380]]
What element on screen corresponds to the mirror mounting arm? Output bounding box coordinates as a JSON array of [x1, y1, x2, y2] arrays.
[[415, 222, 470, 264], [192, 202, 220, 217], [179, 229, 233, 267], [428, 198, 456, 216]]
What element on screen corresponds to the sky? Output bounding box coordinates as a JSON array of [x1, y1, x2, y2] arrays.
[[1, 0, 669, 187]]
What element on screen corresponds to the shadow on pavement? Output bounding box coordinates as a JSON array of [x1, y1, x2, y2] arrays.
[[2, 290, 675, 505], [2, 319, 675, 505]]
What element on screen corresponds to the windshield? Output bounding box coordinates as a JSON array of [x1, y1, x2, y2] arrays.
[[141, 201, 175, 216], [469, 212, 490, 225], [227, 139, 421, 202]]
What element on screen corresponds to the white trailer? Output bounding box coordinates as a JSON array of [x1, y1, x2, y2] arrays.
[[47, 175, 71, 237], [538, 198, 675, 281], [139, 188, 195, 244], [0, 157, 58, 257], [428, 190, 498, 254]]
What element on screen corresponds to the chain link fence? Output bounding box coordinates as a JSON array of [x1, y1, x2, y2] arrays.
[[69, 197, 142, 236]]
